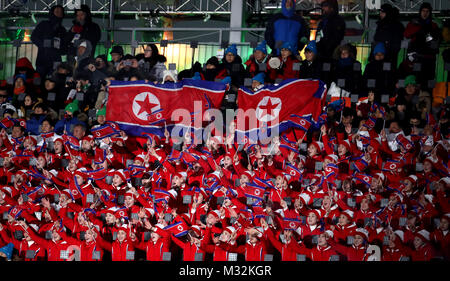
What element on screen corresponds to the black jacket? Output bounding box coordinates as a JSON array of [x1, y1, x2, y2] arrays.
[[30, 6, 67, 72], [373, 15, 405, 61], [67, 5, 101, 58], [316, 12, 346, 60]]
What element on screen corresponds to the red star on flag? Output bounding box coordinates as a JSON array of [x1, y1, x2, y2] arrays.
[[259, 98, 279, 118], [136, 94, 158, 116]]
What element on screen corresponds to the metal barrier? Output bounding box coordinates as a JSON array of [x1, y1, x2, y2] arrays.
[[0, 26, 448, 83]]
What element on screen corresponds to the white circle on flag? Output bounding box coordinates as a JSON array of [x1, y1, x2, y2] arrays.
[[132, 92, 161, 121], [256, 96, 282, 122], [300, 119, 306, 126], [72, 190, 78, 196], [289, 222, 295, 229], [177, 225, 184, 231], [389, 163, 396, 170], [364, 176, 370, 182], [290, 170, 296, 176], [254, 189, 261, 196]]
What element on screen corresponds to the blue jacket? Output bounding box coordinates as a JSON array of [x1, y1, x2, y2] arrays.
[[26, 114, 47, 135], [265, 0, 309, 55], [55, 116, 85, 135]]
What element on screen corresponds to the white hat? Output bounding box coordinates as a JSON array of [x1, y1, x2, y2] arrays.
[[299, 193, 311, 205], [79, 41, 87, 48], [354, 228, 369, 241], [224, 226, 236, 235], [162, 69, 178, 84], [324, 230, 334, 238], [394, 230, 404, 242], [415, 229, 430, 242]]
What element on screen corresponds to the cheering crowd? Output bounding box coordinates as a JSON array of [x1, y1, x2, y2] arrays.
[[0, 0, 449, 261]]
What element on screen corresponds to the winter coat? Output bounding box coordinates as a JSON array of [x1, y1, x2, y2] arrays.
[[30, 6, 67, 77], [265, 0, 309, 55]]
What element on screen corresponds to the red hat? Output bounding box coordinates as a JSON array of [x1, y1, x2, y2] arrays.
[[324, 154, 338, 163], [423, 157, 435, 167], [405, 175, 418, 185], [242, 170, 254, 181], [53, 137, 64, 145], [61, 189, 73, 199], [352, 228, 369, 241], [82, 135, 94, 142], [307, 209, 321, 219], [415, 229, 430, 242], [117, 224, 129, 233], [208, 210, 221, 219], [103, 206, 119, 215], [134, 154, 146, 163], [124, 190, 135, 199], [299, 193, 312, 205], [16, 170, 29, 181], [340, 209, 354, 221], [339, 139, 351, 152], [113, 169, 127, 183], [310, 141, 324, 152], [191, 225, 203, 237], [223, 226, 236, 235], [74, 169, 88, 179]]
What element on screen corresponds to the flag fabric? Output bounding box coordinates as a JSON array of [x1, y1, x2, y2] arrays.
[[0, 117, 15, 129], [85, 167, 108, 181], [287, 114, 313, 132], [164, 221, 189, 237], [91, 124, 120, 139], [324, 163, 339, 181], [284, 162, 302, 181], [382, 159, 402, 172], [153, 189, 172, 204], [253, 177, 275, 190], [282, 217, 302, 230], [106, 80, 226, 137], [62, 134, 80, 150], [354, 173, 373, 187], [237, 79, 326, 142], [244, 183, 266, 200]]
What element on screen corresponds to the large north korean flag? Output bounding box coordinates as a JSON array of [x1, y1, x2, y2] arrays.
[[107, 80, 226, 137], [236, 79, 327, 141]]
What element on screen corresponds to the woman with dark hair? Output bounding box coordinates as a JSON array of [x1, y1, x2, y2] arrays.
[[139, 44, 168, 82]]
